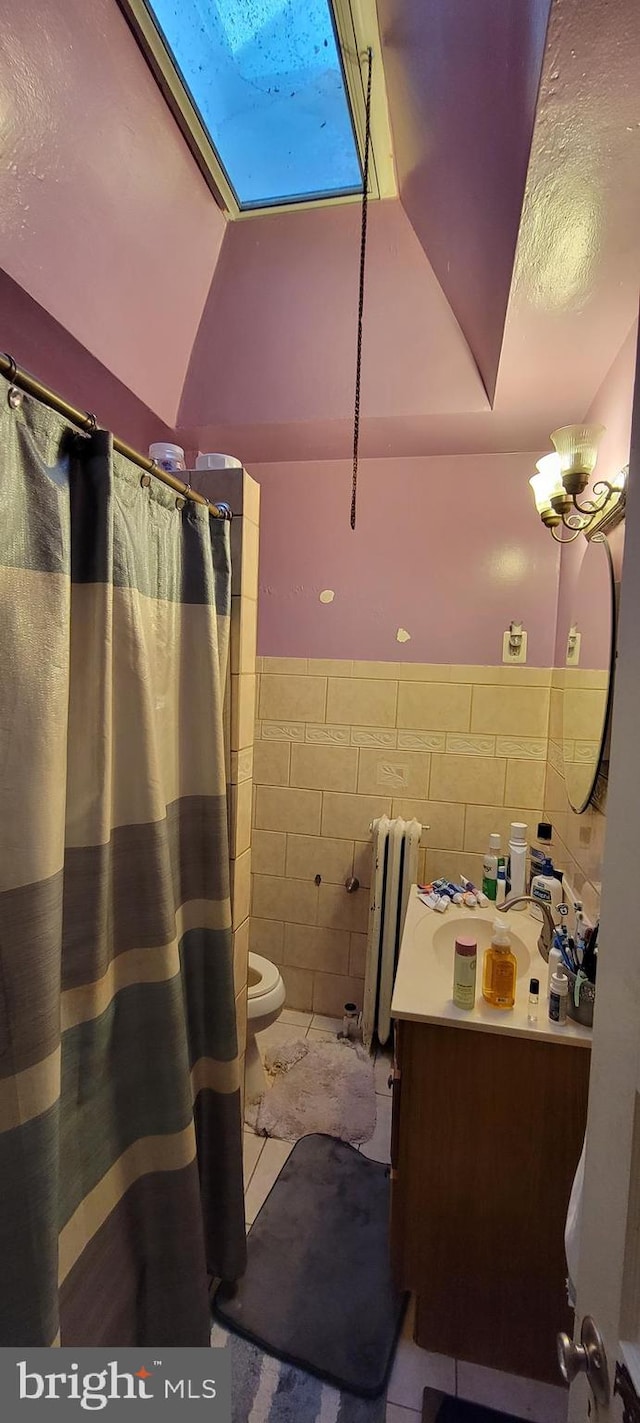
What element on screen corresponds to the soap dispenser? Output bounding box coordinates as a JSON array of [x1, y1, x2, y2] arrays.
[[482, 919, 517, 1009]]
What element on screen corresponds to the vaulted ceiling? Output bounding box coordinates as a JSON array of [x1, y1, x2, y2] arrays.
[[378, 0, 552, 402], [180, 0, 640, 462]]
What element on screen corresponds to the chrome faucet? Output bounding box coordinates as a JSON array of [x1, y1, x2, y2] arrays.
[[497, 895, 556, 963]]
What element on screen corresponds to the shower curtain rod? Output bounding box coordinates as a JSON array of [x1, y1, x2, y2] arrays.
[[0, 352, 230, 520]]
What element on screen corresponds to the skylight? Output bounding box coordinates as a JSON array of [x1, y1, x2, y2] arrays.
[[139, 0, 364, 210]]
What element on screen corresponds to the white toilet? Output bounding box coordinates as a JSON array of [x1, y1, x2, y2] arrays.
[[245, 952, 286, 1104]]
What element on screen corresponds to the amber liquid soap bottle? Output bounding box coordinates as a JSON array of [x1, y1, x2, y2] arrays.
[[482, 919, 517, 1009]]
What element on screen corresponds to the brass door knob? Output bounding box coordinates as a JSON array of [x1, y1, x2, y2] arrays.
[[345, 876, 360, 893]]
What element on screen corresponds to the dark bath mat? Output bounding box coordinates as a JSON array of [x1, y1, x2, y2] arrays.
[[433, 1397, 526, 1423], [212, 1322, 386, 1422], [213, 1133, 407, 1399]]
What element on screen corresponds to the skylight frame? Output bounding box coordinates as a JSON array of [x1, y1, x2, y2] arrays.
[[118, 0, 395, 218]]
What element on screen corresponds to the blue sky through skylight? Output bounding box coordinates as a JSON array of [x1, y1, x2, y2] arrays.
[[145, 0, 363, 208]]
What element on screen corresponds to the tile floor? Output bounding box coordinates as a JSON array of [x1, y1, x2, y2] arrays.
[[242, 1008, 568, 1423]]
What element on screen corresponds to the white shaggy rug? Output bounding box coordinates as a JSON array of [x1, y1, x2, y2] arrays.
[[245, 1037, 376, 1146]]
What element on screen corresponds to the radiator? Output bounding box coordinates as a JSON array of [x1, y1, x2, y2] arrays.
[[362, 815, 422, 1049]]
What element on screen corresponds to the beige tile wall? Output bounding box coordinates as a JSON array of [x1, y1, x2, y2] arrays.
[[251, 657, 551, 1016], [204, 468, 260, 1101], [543, 668, 606, 925]]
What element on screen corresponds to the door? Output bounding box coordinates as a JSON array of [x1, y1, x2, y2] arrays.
[[568, 322, 640, 1422]]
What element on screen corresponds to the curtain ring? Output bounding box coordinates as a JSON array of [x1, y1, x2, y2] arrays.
[[140, 473, 152, 489], [85, 411, 98, 432], [175, 496, 186, 511], [4, 354, 22, 408]]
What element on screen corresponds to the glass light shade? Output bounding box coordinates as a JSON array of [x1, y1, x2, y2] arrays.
[[530, 453, 564, 514], [550, 424, 605, 477]]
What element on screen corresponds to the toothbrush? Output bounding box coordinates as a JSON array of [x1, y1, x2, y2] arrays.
[[575, 905, 587, 966]]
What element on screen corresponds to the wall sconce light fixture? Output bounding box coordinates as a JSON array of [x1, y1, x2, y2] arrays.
[[529, 424, 627, 542]]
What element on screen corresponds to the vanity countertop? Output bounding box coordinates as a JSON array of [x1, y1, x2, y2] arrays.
[[391, 889, 592, 1048]]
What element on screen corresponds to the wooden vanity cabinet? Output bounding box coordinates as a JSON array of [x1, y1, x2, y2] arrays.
[[390, 1018, 591, 1384]]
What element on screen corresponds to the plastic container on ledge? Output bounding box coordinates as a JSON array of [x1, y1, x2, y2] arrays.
[[149, 442, 186, 473], [195, 452, 242, 470]]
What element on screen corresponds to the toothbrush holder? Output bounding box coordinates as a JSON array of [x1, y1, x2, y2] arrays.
[[565, 968, 595, 1028]]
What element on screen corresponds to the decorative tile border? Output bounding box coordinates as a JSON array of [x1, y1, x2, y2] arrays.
[[262, 721, 306, 741], [496, 736, 547, 759], [397, 730, 446, 752], [574, 740, 600, 763], [305, 724, 351, 744], [350, 727, 398, 747], [446, 733, 496, 756]]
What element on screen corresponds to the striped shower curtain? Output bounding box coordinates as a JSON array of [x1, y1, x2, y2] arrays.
[[0, 376, 246, 1345]]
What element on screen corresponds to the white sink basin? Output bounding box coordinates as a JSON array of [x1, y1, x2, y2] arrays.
[[428, 914, 532, 980]]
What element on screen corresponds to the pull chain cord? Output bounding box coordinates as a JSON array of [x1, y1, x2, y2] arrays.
[[350, 47, 373, 531]]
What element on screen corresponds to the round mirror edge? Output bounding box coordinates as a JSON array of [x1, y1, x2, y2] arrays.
[[570, 531, 617, 815]]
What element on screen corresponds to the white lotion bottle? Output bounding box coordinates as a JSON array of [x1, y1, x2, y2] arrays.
[[507, 822, 527, 909], [547, 943, 563, 997], [549, 970, 569, 1024], [530, 857, 564, 924]]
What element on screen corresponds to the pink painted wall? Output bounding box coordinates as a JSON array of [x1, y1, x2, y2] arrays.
[[0, 0, 226, 425], [496, 0, 640, 428], [179, 198, 487, 462], [378, 0, 551, 399], [249, 452, 559, 665], [0, 269, 177, 451], [553, 322, 638, 667], [378, 0, 551, 401]]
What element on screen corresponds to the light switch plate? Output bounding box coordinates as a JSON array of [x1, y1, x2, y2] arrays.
[[502, 628, 528, 663]]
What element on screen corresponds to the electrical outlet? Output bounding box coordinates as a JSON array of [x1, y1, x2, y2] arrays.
[[502, 624, 528, 663]]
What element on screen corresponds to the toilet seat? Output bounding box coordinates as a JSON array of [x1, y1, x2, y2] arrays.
[[247, 952, 281, 999], [245, 952, 287, 1101]]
